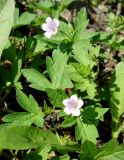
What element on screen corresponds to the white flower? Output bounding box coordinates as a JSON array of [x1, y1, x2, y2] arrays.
[[63, 95, 84, 116], [41, 17, 59, 38]]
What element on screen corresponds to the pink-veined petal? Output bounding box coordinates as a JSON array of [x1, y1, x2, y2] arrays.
[[72, 108, 80, 116], [42, 23, 48, 31], [52, 28, 58, 35], [64, 106, 72, 115], [70, 95, 78, 103], [44, 32, 52, 38], [63, 99, 69, 106], [46, 17, 53, 25], [53, 18, 59, 27], [77, 99, 84, 108]]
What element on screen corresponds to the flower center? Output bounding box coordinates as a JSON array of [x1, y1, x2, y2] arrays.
[[48, 22, 57, 32]]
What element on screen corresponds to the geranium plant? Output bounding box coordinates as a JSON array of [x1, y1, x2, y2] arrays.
[[0, 0, 124, 160]]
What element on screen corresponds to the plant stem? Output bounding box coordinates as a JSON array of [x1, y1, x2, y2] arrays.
[[10, 150, 18, 160]]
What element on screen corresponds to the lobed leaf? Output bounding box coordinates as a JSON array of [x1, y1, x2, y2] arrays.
[[16, 89, 32, 112], [2, 112, 37, 126], [46, 89, 67, 108], [94, 139, 124, 160], [0, 124, 61, 150], [2, 90, 45, 127], [75, 117, 99, 144], [46, 49, 68, 89], [22, 68, 51, 91], [13, 11, 36, 29], [80, 140, 98, 160], [0, 124, 81, 153], [73, 8, 89, 41]]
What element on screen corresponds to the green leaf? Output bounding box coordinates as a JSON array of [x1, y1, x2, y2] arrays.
[[58, 21, 74, 41], [86, 81, 96, 99], [58, 0, 72, 14], [75, 117, 99, 144], [0, 124, 81, 153], [68, 63, 96, 98], [73, 8, 89, 41], [72, 40, 92, 67], [94, 139, 124, 160], [61, 116, 77, 128], [59, 72, 73, 89], [82, 31, 99, 40], [11, 55, 22, 84], [2, 41, 16, 62], [37, 1, 52, 13], [73, 43, 99, 70], [0, 124, 61, 150], [74, 8, 87, 29], [23, 49, 73, 90], [25, 37, 50, 58], [76, 79, 96, 99], [43, 100, 53, 115], [15, 90, 44, 127], [82, 106, 108, 122], [14, 82, 23, 90], [109, 62, 124, 137], [36, 142, 51, 160], [71, 63, 91, 79], [79, 140, 98, 160], [2, 112, 37, 126], [67, 64, 84, 82], [13, 11, 36, 29], [13, 8, 19, 25], [0, 0, 15, 57], [46, 89, 67, 108], [22, 68, 51, 91], [3, 92, 44, 127], [46, 49, 68, 89], [94, 107, 109, 121], [98, 32, 113, 41], [33, 112, 44, 128], [16, 89, 33, 112], [29, 95, 40, 112]]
